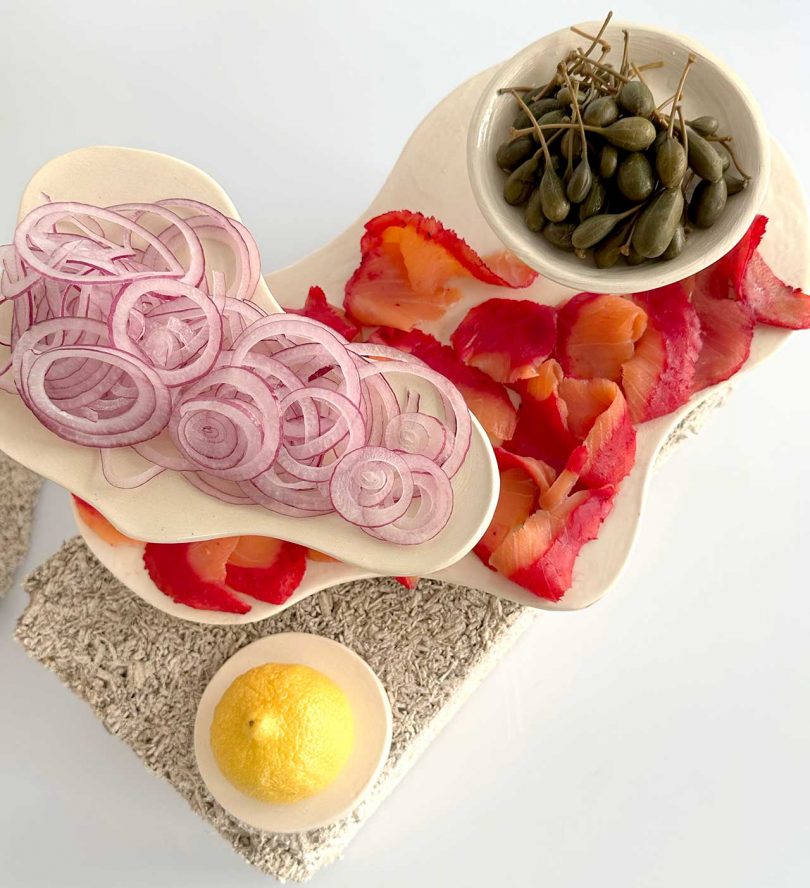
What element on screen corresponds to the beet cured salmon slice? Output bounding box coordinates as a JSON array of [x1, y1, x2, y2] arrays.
[[557, 377, 636, 489], [473, 448, 550, 566], [344, 210, 536, 331], [287, 286, 359, 340], [740, 251, 810, 329], [481, 250, 539, 288], [370, 326, 518, 446], [716, 214, 768, 296], [690, 270, 755, 391], [143, 538, 250, 614], [507, 361, 635, 491], [73, 495, 138, 547], [450, 298, 557, 383], [507, 359, 577, 471], [493, 446, 557, 493], [308, 548, 338, 562], [557, 292, 648, 381], [620, 283, 702, 423], [224, 536, 307, 605], [488, 485, 616, 603]]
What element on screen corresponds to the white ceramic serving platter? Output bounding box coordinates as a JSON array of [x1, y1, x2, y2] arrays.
[[74, 63, 809, 623], [468, 21, 771, 293], [0, 148, 499, 577], [193, 633, 392, 832]]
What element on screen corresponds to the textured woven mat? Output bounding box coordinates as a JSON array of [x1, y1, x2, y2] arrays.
[[0, 453, 41, 598], [16, 538, 532, 882], [10, 389, 726, 882]]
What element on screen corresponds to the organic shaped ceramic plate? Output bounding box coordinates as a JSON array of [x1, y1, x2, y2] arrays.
[[75, 66, 808, 620], [0, 147, 499, 577], [194, 633, 392, 833]]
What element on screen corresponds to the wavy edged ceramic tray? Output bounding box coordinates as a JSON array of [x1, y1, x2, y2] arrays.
[[70, 64, 809, 623], [0, 148, 499, 578]]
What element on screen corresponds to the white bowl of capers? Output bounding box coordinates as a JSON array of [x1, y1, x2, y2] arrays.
[[467, 17, 771, 293]]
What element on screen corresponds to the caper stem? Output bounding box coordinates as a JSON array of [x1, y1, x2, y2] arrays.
[[507, 88, 553, 166], [620, 29, 630, 76], [560, 66, 588, 162], [667, 54, 696, 138], [512, 121, 649, 139], [570, 10, 614, 75], [656, 92, 677, 112], [678, 105, 689, 166], [619, 220, 638, 256], [579, 67, 616, 94], [570, 23, 612, 51], [571, 51, 631, 82], [707, 135, 752, 180]]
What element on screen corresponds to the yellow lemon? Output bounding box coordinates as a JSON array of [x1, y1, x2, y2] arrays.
[[210, 662, 354, 804]]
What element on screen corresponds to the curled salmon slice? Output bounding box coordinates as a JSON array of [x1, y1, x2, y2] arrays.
[[508, 361, 635, 490], [558, 377, 636, 489], [507, 360, 577, 471], [557, 292, 648, 381], [621, 283, 701, 423], [344, 210, 536, 331], [489, 485, 616, 602], [474, 453, 545, 567], [741, 251, 810, 330]]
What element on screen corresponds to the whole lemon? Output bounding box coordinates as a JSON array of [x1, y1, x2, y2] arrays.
[[210, 663, 354, 804]]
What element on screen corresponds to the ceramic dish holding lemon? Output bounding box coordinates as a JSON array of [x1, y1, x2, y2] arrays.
[[194, 633, 392, 832]]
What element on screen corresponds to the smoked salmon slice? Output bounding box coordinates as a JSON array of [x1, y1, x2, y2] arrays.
[[690, 270, 755, 391], [344, 210, 537, 330], [557, 292, 648, 381], [224, 536, 307, 605], [507, 359, 577, 471], [287, 285, 359, 340], [620, 283, 701, 423], [557, 377, 636, 489], [741, 251, 810, 329], [474, 449, 546, 566], [73, 495, 138, 547], [451, 297, 557, 383], [488, 485, 616, 603], [143, 539, 249, 614]]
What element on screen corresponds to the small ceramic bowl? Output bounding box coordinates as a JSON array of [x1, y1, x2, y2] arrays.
[[194, 633, 392, 833], [467, 21, 771, 293]]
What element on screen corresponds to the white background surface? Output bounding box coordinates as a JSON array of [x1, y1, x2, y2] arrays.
[[1, 1, 809, 886]]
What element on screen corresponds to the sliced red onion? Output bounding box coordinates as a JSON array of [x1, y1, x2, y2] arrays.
[[25, 346, 172, 446], [0, 199, 472, 544], [364, 453, 454, 544], [329, 446, 416, 528], [109, 278, 223, 387], [385, 413, 447, 461], [100, 448, 166, 488]]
